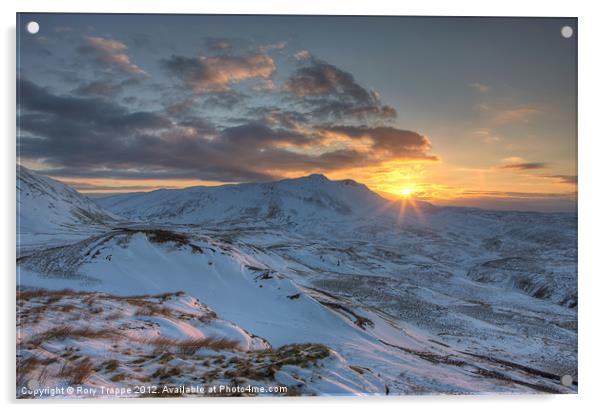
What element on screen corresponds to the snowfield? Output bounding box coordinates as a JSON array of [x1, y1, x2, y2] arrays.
[[17, 166, 577, 397], [17, 166, 121, 256]]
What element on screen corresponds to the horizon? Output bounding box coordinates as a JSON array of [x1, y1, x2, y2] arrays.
[[17, 14, 577, 212], [22, 165, 576, 213]]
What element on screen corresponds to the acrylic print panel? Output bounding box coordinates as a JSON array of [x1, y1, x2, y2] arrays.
[[16, 13, 577, 398]]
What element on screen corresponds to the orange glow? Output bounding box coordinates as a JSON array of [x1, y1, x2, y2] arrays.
[[40, 157, 576, 209], [49, 176, 232, 194], [398, 187, 415, 198]]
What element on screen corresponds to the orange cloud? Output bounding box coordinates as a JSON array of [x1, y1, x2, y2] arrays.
[[163, 54, 275, 92], [82, 36, 145, 75], [494, 105, 542, 124]]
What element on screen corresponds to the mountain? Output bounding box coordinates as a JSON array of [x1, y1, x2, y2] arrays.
[[16, 170, 577, 396], [17, 166, 119, 252], [97, 174, 432, 226]]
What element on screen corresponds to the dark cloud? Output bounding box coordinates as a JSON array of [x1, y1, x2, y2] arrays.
[[162, 53, 275, 92], [62, 181, 174, 192], [73, 80, 124, 96], [19, 79, 172, 133], [249, 107, 308, 130], [164, 99, 197, 117], [500, 162, 547, 170], [18, 79, 172, 169], [284, 59, 397, 120], [219, 122, 315, 148], [318, 125, 438, 161], [18, 79, 433, 184], [202, 91, 246, 110], [176, 117, 217, 135]]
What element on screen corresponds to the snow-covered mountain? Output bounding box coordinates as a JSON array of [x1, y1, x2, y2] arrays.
[[97, 173, 433, 226], [17, 166, 119, 253], [16, 169, 578, 396]]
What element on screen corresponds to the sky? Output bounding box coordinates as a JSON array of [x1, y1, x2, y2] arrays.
[[17, 14, 577, 211]]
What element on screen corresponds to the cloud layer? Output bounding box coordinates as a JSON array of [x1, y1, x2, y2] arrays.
[[18, 32, 444, 186], [18, 71, 435, 183]]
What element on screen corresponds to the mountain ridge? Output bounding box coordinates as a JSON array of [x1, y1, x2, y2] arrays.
[[96, 172, 431, 225], [17, 165, 118, 232]]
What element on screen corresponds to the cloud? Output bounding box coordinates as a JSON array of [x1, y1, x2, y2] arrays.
[[473, 128, 501, 143], [294, 50, 311, 61], [494, 105, 541, 124], [62, 181, 173, 192], [285, 60, 369, 98], [458, 190, 575, 199], [205, 37, 232, 51], [219, 122, 318, 149], [259, 41, 287, 53], [249, 107, 308, 130], [164, 99, 197, 117], [19, 79, 171, 131], [202, 91, 246, 110], [78, 36, 145, 75], [284, 59, 396, 120], [317, 126, 438, 161], [253, 79, 277, 91], [18, 79, 435, 184], [542, 174, 577, 184], [501, 156, 526, 163], [73, 80, 124, 96], [18, 78, 172, 167], [162, 53, 275, 92], [500, 162, 547, 170]]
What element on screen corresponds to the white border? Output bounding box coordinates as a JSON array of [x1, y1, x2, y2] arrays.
[[3, 1, 601, 411]]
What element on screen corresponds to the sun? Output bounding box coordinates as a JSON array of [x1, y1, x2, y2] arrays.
[[399, 187, 415, 198]]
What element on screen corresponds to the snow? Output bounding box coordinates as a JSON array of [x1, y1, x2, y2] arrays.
[[18, 290, 382, 397], [16, 168, 577, 397], [17, 166, 120, 255]]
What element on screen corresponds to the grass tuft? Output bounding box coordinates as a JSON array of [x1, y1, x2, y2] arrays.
[[59, 357, 94, 385], [145, 336, 241, 354]]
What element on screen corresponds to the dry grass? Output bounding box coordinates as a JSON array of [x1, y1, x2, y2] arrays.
[[118, 228, 202, 251], [17, 288, 80, 301], [116, 228, 189, 244], [59, 357, 94, 385], [110, 372, 127, 382], [145, 336, 241, 355], [17, 356, 43, 387], [144, 229, 190, 245], [17, 356, 42, 377], [134, 305, 174, 318], [319, 301, 374, 330], [28, 326, 122, 347], [102, 359, 120, 372]]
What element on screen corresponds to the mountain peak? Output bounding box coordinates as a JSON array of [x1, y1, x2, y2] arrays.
[[302, 173, 329, 182]]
